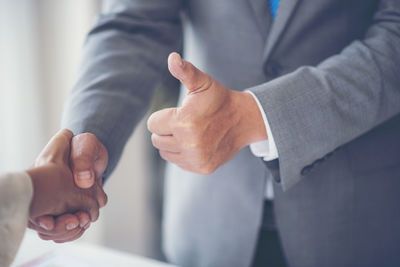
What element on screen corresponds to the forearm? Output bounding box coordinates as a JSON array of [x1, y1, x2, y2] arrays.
[[249, 0, 400, 190], [62, 2, 183, 178]]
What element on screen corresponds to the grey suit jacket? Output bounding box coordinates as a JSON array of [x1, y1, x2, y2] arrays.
[[62, 0, 400, 266]]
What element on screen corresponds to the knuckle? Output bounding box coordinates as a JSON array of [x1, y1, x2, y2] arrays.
[[147, 115, 155, 132], [80, 132, 97, 140], [89, 206, 100, 222], [57, 132, 71, 145], [198, 163, 216, 175], [151, 134, 159, 147], [184, 135, 200, 150], [80, 212, 91, 223], [202, 168, 213, 175], [61, 128, 74, 137], [187, 141, 200, 151], [197, 148, 209, 161], [99, 192, 108, 208], [90, 214, 99, 223], [159, 150, 168, 161]]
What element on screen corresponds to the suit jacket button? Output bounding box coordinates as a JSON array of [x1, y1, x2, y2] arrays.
[[301, 165, 312, 176]]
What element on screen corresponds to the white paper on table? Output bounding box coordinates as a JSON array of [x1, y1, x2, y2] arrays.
[[18, 251, 108, 267]]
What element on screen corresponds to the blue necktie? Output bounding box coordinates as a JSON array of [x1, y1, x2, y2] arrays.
[[270, 0, 280, 19]]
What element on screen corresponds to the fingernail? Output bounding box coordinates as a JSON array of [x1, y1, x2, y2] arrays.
[[77, 170, 92, 180], [66, 222, 78, 230], [39, 222, 50, 231], [80, 218, 89, 228]]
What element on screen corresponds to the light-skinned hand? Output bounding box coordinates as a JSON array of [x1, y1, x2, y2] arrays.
[[147, 52, 267, 174]]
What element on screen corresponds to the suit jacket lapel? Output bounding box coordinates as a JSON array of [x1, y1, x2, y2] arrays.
[[247, 0, 272, 41], [263, 0, 301, 61]]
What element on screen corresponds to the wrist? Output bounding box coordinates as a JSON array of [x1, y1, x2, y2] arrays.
[[26, 164, 58, 217], [230, 90, 268, 149]]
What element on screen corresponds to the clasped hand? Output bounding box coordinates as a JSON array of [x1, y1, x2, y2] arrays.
[[28, 52, 268, 243], [28, 130, 108, 243]]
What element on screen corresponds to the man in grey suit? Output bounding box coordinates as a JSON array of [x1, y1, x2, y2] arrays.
[[29, 0, 400, 266]]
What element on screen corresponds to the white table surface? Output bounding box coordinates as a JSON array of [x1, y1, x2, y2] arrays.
[[11, 230, 177, 267]]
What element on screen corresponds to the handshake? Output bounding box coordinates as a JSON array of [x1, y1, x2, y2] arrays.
[[27, 129, 108, 243], [27, 52, 268, 243]]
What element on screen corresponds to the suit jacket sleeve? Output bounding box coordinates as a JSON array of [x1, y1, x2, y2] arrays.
[[61, 0, 183, 178], [249, 0, 400, 190], [0, 172, 33, 267]]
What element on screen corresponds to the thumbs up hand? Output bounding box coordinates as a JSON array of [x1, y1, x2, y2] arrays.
[[147, 53, 267, 174]]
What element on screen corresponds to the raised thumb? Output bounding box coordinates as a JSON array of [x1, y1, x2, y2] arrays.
[[168, 52, 212, 93]]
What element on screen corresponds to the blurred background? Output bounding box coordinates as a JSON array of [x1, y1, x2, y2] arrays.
[[0, 0, 176, 262]]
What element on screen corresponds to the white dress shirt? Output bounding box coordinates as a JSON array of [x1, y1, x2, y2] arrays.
[[246, 91, 279, 199]]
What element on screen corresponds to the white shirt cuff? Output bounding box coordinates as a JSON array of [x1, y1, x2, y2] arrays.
[[245, 91, 279, 161]]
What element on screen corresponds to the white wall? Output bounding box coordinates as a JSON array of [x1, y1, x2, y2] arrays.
[[0, 0, 45, 172]]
